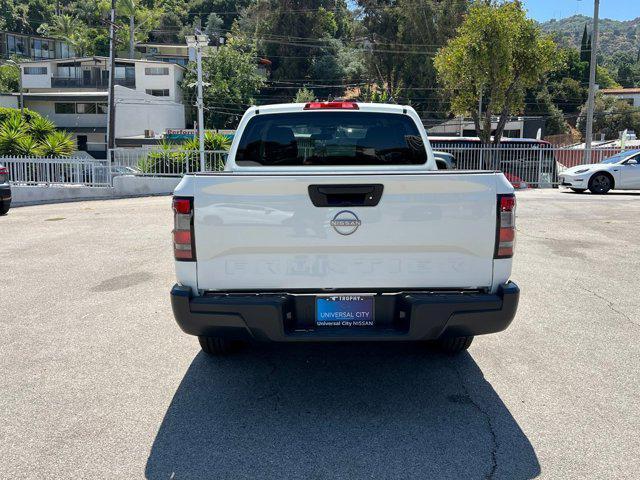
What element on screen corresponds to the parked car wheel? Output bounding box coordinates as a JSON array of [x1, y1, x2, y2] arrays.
[[433, 336, 474, 355], [588, 173, 613, 194], [0, 201, 9, 216], [570, 188, 586, 193], [198, 336, 243, 356]]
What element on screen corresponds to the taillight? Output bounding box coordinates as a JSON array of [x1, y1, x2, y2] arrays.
[[0, 167, 8, 183], [303, 101, 358, 110], [173, 196, 195, 261], [495, 194, 516, 258]]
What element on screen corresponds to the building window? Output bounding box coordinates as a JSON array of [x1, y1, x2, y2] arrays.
[[77, 103, 97, 114], [55, 42, 72, 59], [55, 103, 76, 114], [7, 34, 28, 56], [144, 67, 169, 75], [145, 89, 170, 97], [24, 67, 48, 75], [56, 66, 80, 78]]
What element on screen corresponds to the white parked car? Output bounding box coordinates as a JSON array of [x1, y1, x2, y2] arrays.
[[559, 149, 640, 194]]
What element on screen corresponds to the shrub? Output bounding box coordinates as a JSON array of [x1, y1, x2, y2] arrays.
[[0, 109, 75, 157], [15, 135, 42, 156], [39, 131, 75, 157], [29, 116, 56, 141]]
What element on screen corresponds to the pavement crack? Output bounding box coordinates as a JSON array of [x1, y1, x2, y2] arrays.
[[577, 284, 639, 329], [452, 362, 498, 480]]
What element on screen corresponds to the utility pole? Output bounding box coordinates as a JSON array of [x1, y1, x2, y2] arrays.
[[584, 0, 600, 163], [187, 32, 208, 172], [196, 38, 205, 172], [106, 0, 117, 157]]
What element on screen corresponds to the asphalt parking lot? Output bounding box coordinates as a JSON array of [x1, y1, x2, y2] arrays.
[[1, 189, 639, 479]]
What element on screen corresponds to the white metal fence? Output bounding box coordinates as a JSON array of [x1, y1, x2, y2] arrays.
[[110, 148, 228, 176], [1, 156, 111, 187], [430, 143, 636, 188], [3, 145, 637, 189]]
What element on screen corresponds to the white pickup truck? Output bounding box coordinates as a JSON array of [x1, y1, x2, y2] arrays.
[[170, 101, 519, 356]]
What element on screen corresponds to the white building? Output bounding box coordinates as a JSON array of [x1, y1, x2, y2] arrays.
[[14, 56, 186, 157], [600, 88, 640, 108], [428, 117, 527, 138]]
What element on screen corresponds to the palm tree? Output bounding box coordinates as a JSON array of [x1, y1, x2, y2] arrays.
[[118, 0, 136, 58], [38, 15, 89, 56]]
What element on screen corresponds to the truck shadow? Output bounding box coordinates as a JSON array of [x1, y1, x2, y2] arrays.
[[145, 343, 540, 480]]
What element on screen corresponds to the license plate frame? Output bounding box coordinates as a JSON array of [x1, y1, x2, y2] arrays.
[[315, 295, 375, 328]]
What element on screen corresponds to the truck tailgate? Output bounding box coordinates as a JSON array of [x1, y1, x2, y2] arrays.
[[193, 173, 498, 291]]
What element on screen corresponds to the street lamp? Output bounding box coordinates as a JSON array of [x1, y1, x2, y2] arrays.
[[186, 33, 209, 172]]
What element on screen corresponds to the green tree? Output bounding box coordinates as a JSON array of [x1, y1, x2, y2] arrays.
[[293, 87, 315, 103], [205, 13, 224, 40], [182, 40, 265, 128], [577, 95, 640, 140], [0, 63, 20, 93], [236, 0, 355, 101], [579, 24, 590, 63], [117, 0, 162, 58], [434, 1, 556, 145]]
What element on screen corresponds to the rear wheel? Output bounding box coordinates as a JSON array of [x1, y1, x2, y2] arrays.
[[588, 173, 612, 194], [198, 336, 243, 356], [434, 336, 474, 355], [0, 201, 9, 215], [570, 188, 586, 193]]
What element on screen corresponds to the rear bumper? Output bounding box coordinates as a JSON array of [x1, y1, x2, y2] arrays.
[[170, 282, 520, 342]]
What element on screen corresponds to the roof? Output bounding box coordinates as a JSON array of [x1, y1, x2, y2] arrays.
[[600, 88, 640, 95], [0, 29, 66, 43], [20, 91, 108, 101], [18, 56, 185, 69], [136, 43, 189, 48]]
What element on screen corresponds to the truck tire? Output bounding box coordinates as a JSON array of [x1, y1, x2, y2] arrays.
[[198, 336, 242, 356], [434, 336, 474, 355], [588, 173, 612, 194]]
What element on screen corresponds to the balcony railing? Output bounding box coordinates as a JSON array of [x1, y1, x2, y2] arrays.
[[51, 77, 136, 89]]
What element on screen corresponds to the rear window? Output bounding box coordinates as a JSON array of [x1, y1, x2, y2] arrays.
[[235, 112, 428, 166]]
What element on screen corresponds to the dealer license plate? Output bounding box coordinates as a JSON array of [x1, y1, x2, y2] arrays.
[[315, 295, 375, 328]]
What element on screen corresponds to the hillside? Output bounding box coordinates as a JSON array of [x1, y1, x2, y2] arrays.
[[540, 15, 640, 59]]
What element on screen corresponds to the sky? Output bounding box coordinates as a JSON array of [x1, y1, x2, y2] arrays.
[[520, 0, 639, 22]]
